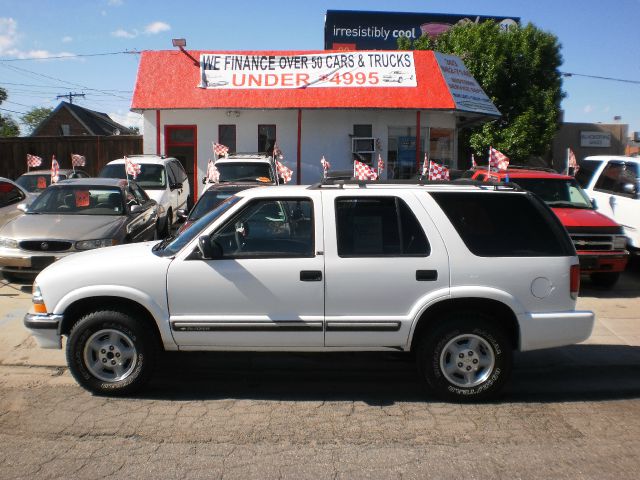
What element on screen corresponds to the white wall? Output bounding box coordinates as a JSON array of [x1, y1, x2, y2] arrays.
[[142, 108, 458, 193]]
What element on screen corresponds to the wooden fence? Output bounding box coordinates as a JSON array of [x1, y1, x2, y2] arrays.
[[0, 135, 143, 179]]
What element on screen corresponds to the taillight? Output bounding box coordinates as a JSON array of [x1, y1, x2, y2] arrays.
[[570, 264, 580, 299]]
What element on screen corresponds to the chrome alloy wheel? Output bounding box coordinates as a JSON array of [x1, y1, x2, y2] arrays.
[[83, 329, 137, 382], [439, 334, 495, 388]]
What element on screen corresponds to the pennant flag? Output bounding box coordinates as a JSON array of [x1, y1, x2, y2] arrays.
[[273, 142, 284, 160], [276, 160, 293, 184], [428, 160, 450, 180], [421, 152, 429, 177], [26, 153, 42, 168], [51, 155, 60, 184], [206, 159, 220, 184], [71, 153, 86, 167], [354, 159, 378, 180], [489, 146, 510, 171], [567, 148, 579, 175], [213, 142, 229, 157], [124, 155, 141, 179]]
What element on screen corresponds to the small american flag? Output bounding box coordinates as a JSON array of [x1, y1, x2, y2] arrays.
[[26, 153, 42, 168], [353, 159, 378, 180], [125, 155, 141, 179], [213, 142, 229, 157], [489, 146, 510, 171], [273, 142, 284, 160], [51, 155, 60, 184], [206, 159, 220, 183], [71, 153, 86, 167], [276, 160, 293, 184], [377, 154, 384, 173], [428, 160, 450, 180], [421, 153, 429, 177]]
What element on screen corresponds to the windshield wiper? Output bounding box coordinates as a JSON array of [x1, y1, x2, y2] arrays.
[[152, 235, 175, 251]]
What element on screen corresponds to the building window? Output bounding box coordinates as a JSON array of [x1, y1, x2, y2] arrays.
[[353, 124, 373, 164], [60, 124, 71, 136], [429, 128, 454, 167], [258, 125, 276, 155], [219, 125, 236, 153]]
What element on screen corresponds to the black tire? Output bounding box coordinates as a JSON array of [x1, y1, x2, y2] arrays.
[[416, 313, 512, 402], [589, 272, 620, 289], [66, 310, 156, 395]]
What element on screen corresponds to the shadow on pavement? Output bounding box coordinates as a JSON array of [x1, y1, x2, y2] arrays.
[[141, 344, 640, 404], [579, 262, 640, 299]]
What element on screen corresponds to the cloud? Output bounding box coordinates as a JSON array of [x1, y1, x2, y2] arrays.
[[583, 105, 594, 114], [61, 36, 73, 43], [112, 28, 138, 39], [109, 111, 143, 132], [144, 21, 170, 34], [0, 17, 76, 59]]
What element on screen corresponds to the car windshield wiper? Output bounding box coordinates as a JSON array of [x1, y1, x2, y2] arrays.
[[152, 235, 175, 251]]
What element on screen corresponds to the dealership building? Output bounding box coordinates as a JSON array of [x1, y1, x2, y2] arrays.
[[131, 48, 499, 197]]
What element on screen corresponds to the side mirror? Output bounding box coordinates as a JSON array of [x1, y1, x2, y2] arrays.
[[202, 176, 208, 185], [17, 203, 28, 213], [170, 182, 183, 190], [130, 204, 143, 214], [176, 208, 188, 221], [197, 236, 223, 259], [590, 198, 598, 209]]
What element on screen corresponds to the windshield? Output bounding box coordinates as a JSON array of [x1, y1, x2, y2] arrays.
[[16, 173, 68, 192], [512, 177, 593, 208], [189, 190, 238, 221], [216, 163, 274, 183], [153, 196, 240, 257], [99, 163, 167, 190], [28, 186, 124, 215]]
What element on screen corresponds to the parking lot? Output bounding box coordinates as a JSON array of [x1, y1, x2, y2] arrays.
[[0, 265, 639, 479]]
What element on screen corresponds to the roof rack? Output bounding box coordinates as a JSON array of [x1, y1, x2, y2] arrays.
[[308, 177, 524, 191]]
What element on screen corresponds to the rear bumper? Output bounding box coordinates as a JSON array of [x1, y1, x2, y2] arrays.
[[519, 310, 595, 351], [577, 251, 628, 273], [23, 313, 63, 349]]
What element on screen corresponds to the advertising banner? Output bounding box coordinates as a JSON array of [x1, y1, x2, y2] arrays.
[[199, 52, 417, 89], [435, 52, 501, 117], [325, 10, 519, 51]]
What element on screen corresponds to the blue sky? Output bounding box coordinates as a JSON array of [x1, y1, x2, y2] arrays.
[[1, 0, 639, 137]]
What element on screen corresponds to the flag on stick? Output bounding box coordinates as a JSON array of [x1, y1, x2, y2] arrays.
[[124, 155, 141, 179], [206, 159, 220, 184], [213, 142, 229, 157], [71, 153, 86, 172], [489, 146, 510, 171], [276, 160, 293, 184], [320, 156, 330, 178], [421, 153, 429, 177], [26, 153, 42, 170], [377, 154, 385, 177], [353, 159, 378, 180], [428, 160, 450, 180], [566, 148, 579, 175], [51, 155, 60, 184]]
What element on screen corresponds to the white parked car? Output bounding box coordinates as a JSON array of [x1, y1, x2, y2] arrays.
[[24, 181, 594, 401], [204, 153, 279, 188], [99, 155, 191, 237], [576, 155, 640, 254]]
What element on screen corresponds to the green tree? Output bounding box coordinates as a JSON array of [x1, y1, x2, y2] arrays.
[[21, 106, 53, 135], [0, 88, 21, 137], [400, 22, 564, 164]]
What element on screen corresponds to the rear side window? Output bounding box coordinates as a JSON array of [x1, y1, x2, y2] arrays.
[[335, 196, 430, 257], [0, 181, 25, 207], [431, 192, 574, 257]]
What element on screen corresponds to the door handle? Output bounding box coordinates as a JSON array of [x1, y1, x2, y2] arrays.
[[416, 270, 438, 281], [300, 270, 322, 281]]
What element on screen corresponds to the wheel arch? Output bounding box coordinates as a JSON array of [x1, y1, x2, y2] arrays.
[[409, 297, 520, 352], [60, 296, 164, 350]]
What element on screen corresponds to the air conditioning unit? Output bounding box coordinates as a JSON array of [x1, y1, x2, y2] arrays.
[[352, 137, 375, 153]]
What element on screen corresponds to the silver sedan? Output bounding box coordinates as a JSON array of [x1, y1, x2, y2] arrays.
[[0, 178, 158, 279]]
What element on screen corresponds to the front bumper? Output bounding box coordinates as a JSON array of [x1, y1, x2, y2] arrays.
[[577, 251, 628, 273], [23, 312, 63, 349], [0, 250, 71, 274]]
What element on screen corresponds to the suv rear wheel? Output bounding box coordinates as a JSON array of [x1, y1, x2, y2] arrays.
[[416, 313, 512, 402], [66, 310, 156, 395]]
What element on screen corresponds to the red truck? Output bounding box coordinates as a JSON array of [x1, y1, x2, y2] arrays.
[[470, 167, 628, 288]]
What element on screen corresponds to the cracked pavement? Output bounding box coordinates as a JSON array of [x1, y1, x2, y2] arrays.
[[1, 271, 639, 479]]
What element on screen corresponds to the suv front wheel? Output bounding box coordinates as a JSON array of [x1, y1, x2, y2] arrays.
[[417, 313, 512, 402]]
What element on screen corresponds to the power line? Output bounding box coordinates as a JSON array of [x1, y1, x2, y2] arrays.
[[0, 107, 27, 115], [561, 71, 640, 85], [1, 81, 132, 93], [0, 50, 140, 62]]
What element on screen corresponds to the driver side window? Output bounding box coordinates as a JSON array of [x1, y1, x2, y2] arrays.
[[210, 198, 314, 258]]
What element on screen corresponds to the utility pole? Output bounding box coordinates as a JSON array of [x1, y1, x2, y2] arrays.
[[56, 92, 85, 104]]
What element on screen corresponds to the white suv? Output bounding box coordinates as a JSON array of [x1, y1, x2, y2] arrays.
[[24, 180, 594, 402], [99, 155, 192, 237], [576, 155, 640, 254], [204, 153, 278, 188]]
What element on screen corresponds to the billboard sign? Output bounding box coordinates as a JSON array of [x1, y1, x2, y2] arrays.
[[325, 10, 519, 50], [580, 131, 612, 148]]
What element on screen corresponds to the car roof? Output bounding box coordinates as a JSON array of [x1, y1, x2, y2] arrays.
[[53, 178, 128, 188], [108, 155, 176, 165], [201, 183, 260, 194], [18, 168, 84, 176], [583, 155, 639, 163]]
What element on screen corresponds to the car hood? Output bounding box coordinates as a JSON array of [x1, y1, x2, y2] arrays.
[[551, 207, 620, 229], [0, 214, 127, 240]]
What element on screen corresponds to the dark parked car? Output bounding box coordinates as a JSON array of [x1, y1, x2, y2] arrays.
[[0, 178, 158, 278], [16, 169, 91, 194]]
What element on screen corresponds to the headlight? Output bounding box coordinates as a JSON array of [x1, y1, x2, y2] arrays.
[[0, 237, 18, 249], [75, 239, 116, 250], [613, 235, 628, 250]]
